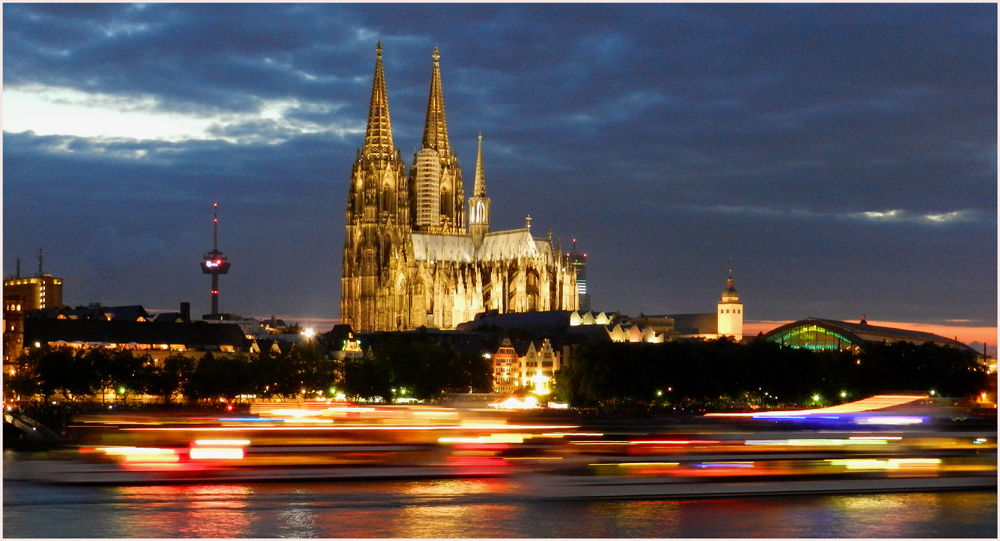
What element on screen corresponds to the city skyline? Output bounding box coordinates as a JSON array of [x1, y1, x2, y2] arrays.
[[3, 4, 996, 348]]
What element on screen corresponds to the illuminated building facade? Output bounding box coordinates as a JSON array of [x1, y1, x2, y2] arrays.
[[491, 337, 563, 395], [492, 338, 519, 393], [764, 317, 977, 353], [4, 252, 64, 364], [4, 275, 63, 313], [518, 338, 561, 394], [566, 240, 590, 312], [3, 251, 64, 312], [341, 43, 578, 332], [3, 296, 26, 365]]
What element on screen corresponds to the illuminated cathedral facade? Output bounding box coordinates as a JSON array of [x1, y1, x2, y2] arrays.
[[341, 43, 578, 332]]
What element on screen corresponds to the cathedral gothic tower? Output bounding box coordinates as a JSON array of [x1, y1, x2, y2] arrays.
[[342, 42, 414, 332], [341, 44, 578, 333], [410, 48, 465, 234]]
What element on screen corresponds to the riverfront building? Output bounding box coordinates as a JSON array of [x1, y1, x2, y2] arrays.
[[3, 254, 65, 363], [491, 337, 563, 395]]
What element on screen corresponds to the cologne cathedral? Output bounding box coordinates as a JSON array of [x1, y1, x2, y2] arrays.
[[341, 43, 579, 332]]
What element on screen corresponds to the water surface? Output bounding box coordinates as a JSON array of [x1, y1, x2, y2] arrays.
[[4, 451, 996, 538]]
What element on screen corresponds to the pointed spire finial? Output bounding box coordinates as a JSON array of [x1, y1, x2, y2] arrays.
[[473, 133, 486, 197], [421, 47, 450, 153], [363, 40, 395, 158]]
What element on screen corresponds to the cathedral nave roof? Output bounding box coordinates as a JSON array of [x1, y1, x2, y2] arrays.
[[477, 229, 549, 262], [411, 233, 474, 263]]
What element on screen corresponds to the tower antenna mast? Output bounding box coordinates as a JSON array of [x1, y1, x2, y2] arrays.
[[200, 203, 232, 317]]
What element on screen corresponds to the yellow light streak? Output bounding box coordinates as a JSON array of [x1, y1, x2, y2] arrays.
[[97, 447, 179, 462], [439, 433, 529, 444], [190, 448, 244, 460], [827, 458, 941, 470], [193, 440, 250, 446]]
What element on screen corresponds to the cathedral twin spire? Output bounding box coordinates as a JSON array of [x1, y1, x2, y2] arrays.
[[422, 47, 450, 156], [362, 41, 396, 159], [362, 42, 451, 162], [361, 42, 473, 234]]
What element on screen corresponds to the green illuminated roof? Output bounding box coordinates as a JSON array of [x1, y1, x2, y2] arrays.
[[763, 318, 976, 353]]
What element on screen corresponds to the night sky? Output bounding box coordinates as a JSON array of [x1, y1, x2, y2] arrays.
[[3, 4, 996, 347]]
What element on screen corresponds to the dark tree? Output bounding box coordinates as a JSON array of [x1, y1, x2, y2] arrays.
[[4, 352, 41, 401], [144, 353, 195, 404], [83, 349, 115, 402], [187, 353, 252, 404], [107, 351, 148, 403], [342, 355, 392, 402]]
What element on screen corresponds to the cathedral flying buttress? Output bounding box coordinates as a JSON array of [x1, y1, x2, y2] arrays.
[[341, 43, 578, 332]]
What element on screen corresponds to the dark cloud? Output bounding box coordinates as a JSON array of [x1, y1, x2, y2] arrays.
[[3, 4, 995, 329]]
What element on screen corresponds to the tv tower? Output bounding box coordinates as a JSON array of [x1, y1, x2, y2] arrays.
[[200, 203, 231, 317]]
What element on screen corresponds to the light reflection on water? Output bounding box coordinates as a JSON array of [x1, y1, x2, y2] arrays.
[[276, 505, 317, 539], [4, 459, 996, 538], [113, 485, 253, 537]]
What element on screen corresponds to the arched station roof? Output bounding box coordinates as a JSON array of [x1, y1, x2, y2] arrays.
[[763, 318, 976, 353]]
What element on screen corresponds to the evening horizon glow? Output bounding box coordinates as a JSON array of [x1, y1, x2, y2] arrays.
[[3, 4, 995, 350]]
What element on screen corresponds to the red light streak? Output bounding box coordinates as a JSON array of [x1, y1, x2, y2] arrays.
[[122, 462, 192, 471], [454, 443, 510, 451], [127, 424, 577, 432], [447, 456, 508, 468], [629, 440, 721, 445]]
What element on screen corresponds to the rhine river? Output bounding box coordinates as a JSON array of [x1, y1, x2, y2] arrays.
[[4, 452, 996, 538]]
